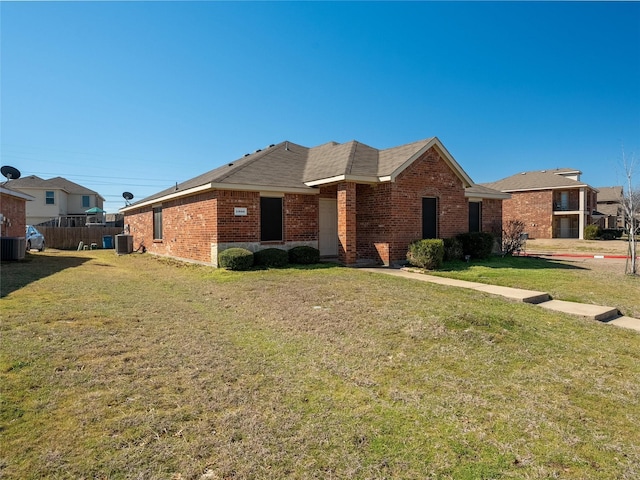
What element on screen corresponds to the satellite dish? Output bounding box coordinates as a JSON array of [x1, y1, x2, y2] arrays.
[[1, 165, 21, 181], [122, 191, 134, 205]]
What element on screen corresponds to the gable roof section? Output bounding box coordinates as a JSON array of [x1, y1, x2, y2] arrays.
[[7, 175, 105, 200], [481, 168, 594, 192], [0, 185, 35, 201], [122, 137, 476, 212], [596, 186, 622, 203]]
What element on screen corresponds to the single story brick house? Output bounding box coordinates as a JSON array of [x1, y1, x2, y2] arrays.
[[482, 168, 598, 239], [121, 137, 508, 266]]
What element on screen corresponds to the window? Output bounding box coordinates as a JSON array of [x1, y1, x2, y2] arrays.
[[153, 206, 163, 240], [45, 191, 55, 205], [82, 195, 90, 208], [422, 197, 438, 239], [469, 202, 481, 232], [260, 197, 283, 241]]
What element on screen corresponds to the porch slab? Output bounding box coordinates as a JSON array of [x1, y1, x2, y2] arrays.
[[537, 299, 619, 321]]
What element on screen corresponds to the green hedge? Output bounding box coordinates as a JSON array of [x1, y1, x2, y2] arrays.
[[218, 248, 254, 270], [254, 248, 289, 268], [288, 246, 320, 265], [584, 224, 601, 240], [406, 239, 444, 270], [456, 232, 494, 259], [443, 238, 464, 261]]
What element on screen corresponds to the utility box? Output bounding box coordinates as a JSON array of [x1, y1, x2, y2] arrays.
[[115, 234, 133, 255], [0, 237, 26, 261]]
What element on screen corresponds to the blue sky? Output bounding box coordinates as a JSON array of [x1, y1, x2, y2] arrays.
[[2, 1, 639, 214]]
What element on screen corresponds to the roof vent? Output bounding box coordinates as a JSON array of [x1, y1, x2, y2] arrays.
[[521, 172, 526, 175], [228, 163, 234, 166], [255, 149, 262, 153], [269, 144, 275, 148], [541, 170, 546, 173]]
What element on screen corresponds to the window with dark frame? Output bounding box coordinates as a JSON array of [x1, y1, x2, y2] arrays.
[[153, 206, 163, 240], [82, 195, 90, 208], [260, 197, 283, 242], [469, 201, 481, 232], [45, 191, 55, 205]]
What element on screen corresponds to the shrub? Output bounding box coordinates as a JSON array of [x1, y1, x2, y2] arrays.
[[218, 248, 254, 270], [502, 219, 527, 256], [443, 238, 464, 261], [406, 239, 444, 270], [584, 224, 601, 240], [288, 245, 320, 265], [456, 232, 494, 259], [254, 248, 289, 268], [601, 229, 623, 239]]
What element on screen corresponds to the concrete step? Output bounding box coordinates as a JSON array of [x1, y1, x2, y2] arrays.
[[537, 299, 619, 321], [605, 316, 640, 332], [471, 284, 549, 304]]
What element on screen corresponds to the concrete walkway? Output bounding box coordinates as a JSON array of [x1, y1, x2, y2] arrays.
[[359, 267, 640, 333]]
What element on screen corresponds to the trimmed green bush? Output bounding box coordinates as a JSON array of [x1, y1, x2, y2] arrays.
[[288, 245, 320, 265], [602, 229, 623, 239], [254, 248, 289, 268], [406, 239, 444, 270], [584, 224, 601, 240], [218, 248, 254, 270], [443, 238, 464, 261], [456, 232, 494, 259]]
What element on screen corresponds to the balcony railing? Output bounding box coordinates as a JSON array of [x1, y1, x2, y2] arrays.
[[553, 202, 580, 212]]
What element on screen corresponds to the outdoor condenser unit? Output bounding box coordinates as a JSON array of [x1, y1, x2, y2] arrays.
[[115, 234, 133, 255], [0, 237, 26, 261]]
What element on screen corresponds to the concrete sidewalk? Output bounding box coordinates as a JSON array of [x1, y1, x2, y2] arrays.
[[359, 267, 640, 333]]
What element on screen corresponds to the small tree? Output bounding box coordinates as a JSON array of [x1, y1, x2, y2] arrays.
[[501, 219, 526, 256], [619, 148, 639, 275]]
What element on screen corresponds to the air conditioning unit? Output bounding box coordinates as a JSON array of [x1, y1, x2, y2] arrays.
[[115, 234, 133, 255], [0, 237, 26, 261]]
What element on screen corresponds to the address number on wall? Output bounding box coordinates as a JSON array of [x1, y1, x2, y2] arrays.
[[234, 207, 248, 216]]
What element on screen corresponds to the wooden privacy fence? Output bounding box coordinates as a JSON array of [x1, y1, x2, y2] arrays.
[[39, 227, 125, 250]]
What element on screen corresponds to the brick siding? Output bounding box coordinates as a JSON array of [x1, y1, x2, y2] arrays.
[[1, 193, 28, 237], [502, 190, 553, 239]]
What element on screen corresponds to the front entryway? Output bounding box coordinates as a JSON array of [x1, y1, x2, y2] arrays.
[[319, 198, 338, 256]]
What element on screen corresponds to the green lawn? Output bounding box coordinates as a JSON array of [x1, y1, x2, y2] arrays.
[[1, 250, 639, 479], [429, 255, 640, 318]]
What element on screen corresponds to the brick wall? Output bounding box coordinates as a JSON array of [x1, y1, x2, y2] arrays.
[[481, 199, 503, 235], [125, 189, 319, 265], [351, 146, 469, 264], [1, 193, 27, 237], [387, 147, 468, 262], [502, 190, 553, 239]]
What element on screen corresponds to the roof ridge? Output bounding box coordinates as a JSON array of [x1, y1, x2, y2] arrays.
[[215, 141, 292, 183]]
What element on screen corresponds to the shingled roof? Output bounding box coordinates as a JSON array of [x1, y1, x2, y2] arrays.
[[7, 175, 104, 199], [123, 137, 486, 211], [481, 168, 593, 192]]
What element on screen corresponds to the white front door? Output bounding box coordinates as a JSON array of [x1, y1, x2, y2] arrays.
[[319, 198, 338, 256]]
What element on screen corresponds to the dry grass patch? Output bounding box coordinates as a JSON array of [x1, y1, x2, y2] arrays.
[[1, 250, 639, 479]]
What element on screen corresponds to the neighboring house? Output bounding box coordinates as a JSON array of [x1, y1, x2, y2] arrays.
[[0, 185, 34, 237], [595, 186, 623, 230], [7, 176, 105, 226], [121, 137, 508, 267], [482, 168, 598, 239]]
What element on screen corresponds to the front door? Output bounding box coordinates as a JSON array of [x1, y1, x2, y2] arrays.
[[422, 197, 438, 239], [319, 198, 338, 256]]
